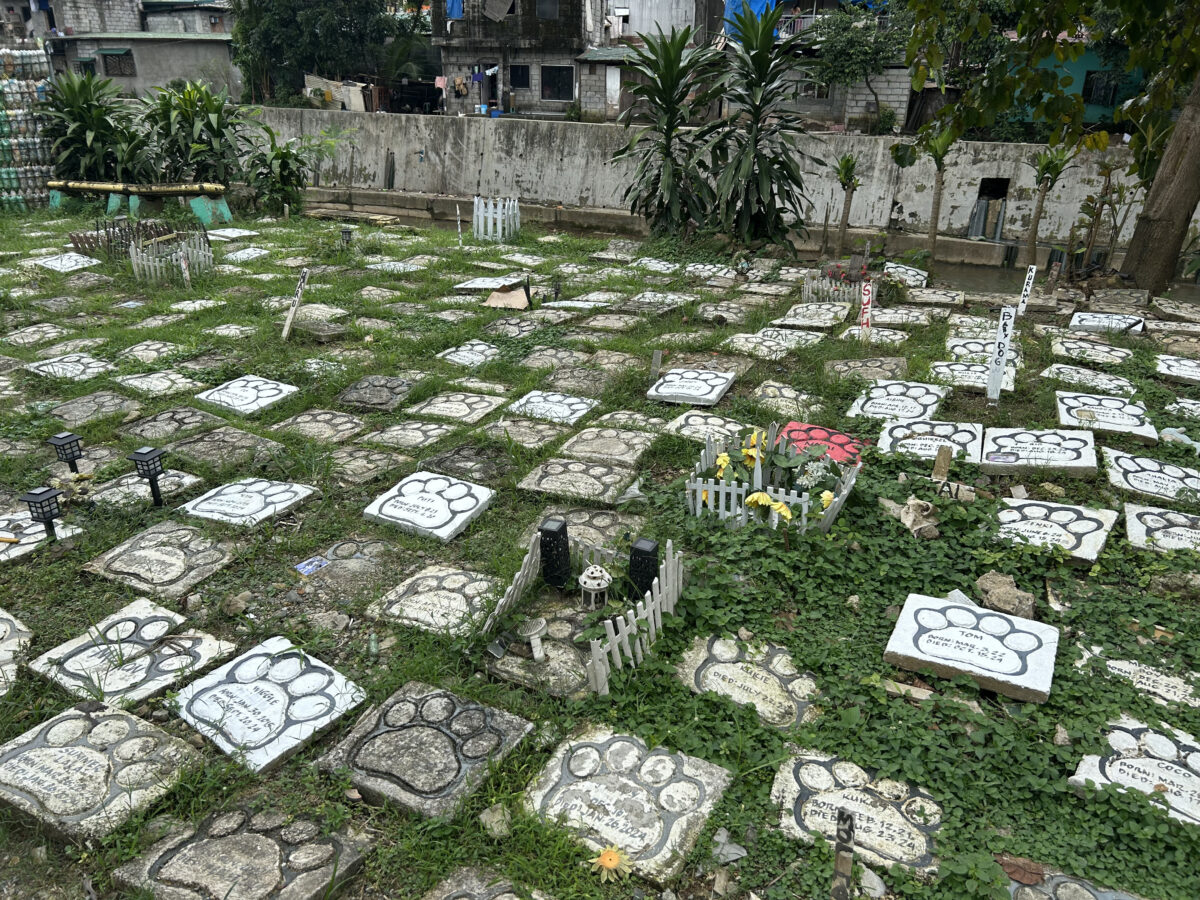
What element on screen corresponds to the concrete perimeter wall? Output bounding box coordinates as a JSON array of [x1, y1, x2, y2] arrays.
[[258, 107, 1200, 245]]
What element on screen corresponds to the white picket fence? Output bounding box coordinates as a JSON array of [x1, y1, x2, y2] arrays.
[[802, 273, 859, 304], [684, 423, 860, 532], [585, 538, 684, 696], [482, 531, 541, 635], [473, 196, 520, 242], [129, 232, 213, 283]]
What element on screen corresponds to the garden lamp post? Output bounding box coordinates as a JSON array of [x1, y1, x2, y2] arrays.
[[19, 487, 64, 540], [47, 431, 83, 473], [340, 227, 353, 246], [127, 446, 167, 506], [539, 517, 571, 590], [629, 537, 659, 600]]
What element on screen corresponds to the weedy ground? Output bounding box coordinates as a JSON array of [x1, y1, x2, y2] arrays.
[[0, 203, 1199, 900]]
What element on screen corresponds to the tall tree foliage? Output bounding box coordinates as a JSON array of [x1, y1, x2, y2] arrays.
[[229, 0, 396, 100], [902, 0, 1200, 292], [810, 4, 909, 129], [613, 27, 723, 235], [704, 3, 818, 246]]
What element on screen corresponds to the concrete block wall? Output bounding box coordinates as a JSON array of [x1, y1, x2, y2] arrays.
[[145, 10, 224, 33], [258, 107, 1200, 243], [55, 0, 142, 33], [844, 67, 910, 125], [442, 49, 580, 115], [578, 63, 606, 118]]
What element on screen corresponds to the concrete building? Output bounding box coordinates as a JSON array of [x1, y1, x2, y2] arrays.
[[33, 0, 240, 96]]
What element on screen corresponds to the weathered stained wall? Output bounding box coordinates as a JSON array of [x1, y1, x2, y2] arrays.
[[69, 38, 239, 97], [259, 107, 1200, 242]]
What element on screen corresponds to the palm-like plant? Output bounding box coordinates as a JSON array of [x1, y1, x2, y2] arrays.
[[1023, 145, 1076, 266], [41, 72, 135, 182], [704, 3, 818, 246], [833, 152, 860, 258], [612, 26, 723, 235], [891, 125, 957, 261], [141, 81, 259, 184]]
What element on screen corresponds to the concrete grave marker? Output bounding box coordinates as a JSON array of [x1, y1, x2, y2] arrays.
[[0, 512, 82, 564], [665, 412, 746, 442], [518, 458, 636, 503], [846, 380, 948, 423], [330, 446, 411, 485], [981, 428, 1097, 476], [369, 565, 498, 635], [1056, 392, 1157, 442], [223, 246, 268, 263], [521, 346, 592, 369], [884, 593, 1060, 702], [883, 262, 927, 287], [878, 421, 983, 463], [1155, 353, 1200, 386], [420, 868, 554, 900], [90, 470, 202, 508], [1040, 364, 1137, 397], [84, 520, 233, 598], [175, 636, 364, 772], [438, 340, 501, 367], [29, 251, 98, 272], [180, 478, 318, 526], [319, 681, 531, 816], [647, 368, 735, 406], [771, 302, 851, 330], [1125, 503, 1200, 553], [0, 703, 199, 840], [272, 409, 366, 443], [725, 328, 822, 359], [778, 422, 866, 463], [112, 371, 205, 397], [115, 341, 184, 365], [359, 420, 455, 450], [1052, 338, 1132, 366], [929, 361, 1015, 393], [508, 390, 597, 425], [0, 609, 31, 698], [1077, 646, 1200, 708], [997, 499, 1119, 564], [29, 599, 233, 703], [407, 392, 507, 424], [751, 381, 822, 419], [825, 357, 907, 382], [1070, 312, 1144, 334], [337, 374, 421, 412], [196, 375, 299, 416], [839, 326, 908, 344], [4, 322, 71, 346], [1069, 716, 1200, 826], [594, 410, 668, 432], [50, 390, 140, 426], [676, 636, 819, 727], [871, 306, 936, 328], [112, 803, 371, 899], [25, 354, 114, 381], [480, 417, 569, 449], [907, 287, 964, 306], [561, 427, 654, 467], [1102, 447, 1200, 504], [166, 425, 285, 469], [771, 749, 941, 874], [425, 444, 514, 483], [525, 728, 732, 883], [364, 471, 493, 541]]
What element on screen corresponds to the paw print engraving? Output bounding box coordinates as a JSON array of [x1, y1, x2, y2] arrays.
[[183, 478, 315, 524], [371, 565, 498, 634], [998, 501, 1107, 553], [1104, 448, 1200, 500], [850, 381, 945, 421], [380, 473, 489, 530], [778, 423, 866, 463], [771, 749, 941, 873], [1058, 393, 1147, 428], [881, 421, 981, 460], [990, 430, 1091, 463], [913, 603, 1043, 676], [1132, 507, 1200, 551], [325, 683, 531, 816]]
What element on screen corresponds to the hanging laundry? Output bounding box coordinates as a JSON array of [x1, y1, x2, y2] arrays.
[[485, 66, 499, 76], [434, 76, 447, 90], [471, 72, 484, 83]]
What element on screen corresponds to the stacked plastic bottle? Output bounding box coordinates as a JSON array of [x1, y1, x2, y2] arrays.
[[0, 46, 51, 210]]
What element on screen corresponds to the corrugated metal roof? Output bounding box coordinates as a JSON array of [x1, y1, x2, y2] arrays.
[[576, 45, 638, 62], [56, 31, 232, 41]]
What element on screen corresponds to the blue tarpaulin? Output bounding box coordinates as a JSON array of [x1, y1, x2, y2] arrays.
[[447, 0, 463, 19], [723, 0, 775, 34]]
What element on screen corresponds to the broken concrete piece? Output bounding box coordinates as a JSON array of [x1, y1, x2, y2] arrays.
[[975, 571, 1036, 619]]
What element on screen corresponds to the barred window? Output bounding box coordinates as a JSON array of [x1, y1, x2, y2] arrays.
[[102, 50, 136, 77]]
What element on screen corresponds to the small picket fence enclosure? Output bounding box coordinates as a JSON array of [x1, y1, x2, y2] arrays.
[[71, 219, 173, 258], [684, 423, 860, 532], [482, 531, 541, 635], [802, 273, 859, 304], [473, 196, 520, 242], [584, 538, 684, 696], [129, 231, 213, 283]]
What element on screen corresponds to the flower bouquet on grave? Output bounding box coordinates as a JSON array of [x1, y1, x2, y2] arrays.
[[686, 425, 860, 533]]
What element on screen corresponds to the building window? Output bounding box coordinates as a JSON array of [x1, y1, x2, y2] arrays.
[[541, 65, 573, 101], [509, 64, 530, 89], [101, 50, 136, 77], [536, 0, 557, 18], [1082, 70, 1118, 106], [74, 58, 95, 75], [798, 79, 829, 99]]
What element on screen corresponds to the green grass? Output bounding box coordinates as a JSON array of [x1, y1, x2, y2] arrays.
[[0, 203, 1199, 899]]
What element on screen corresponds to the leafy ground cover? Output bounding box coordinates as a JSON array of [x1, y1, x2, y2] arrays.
[[0, 207, 1198, 899]]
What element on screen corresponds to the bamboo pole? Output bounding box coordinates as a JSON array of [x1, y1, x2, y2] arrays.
[[47, 181, 225, 197]]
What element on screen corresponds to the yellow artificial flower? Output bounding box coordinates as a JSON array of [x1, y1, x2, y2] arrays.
[[742, 445, 761, 465], [820, 490, 835, 509], [590, 845, 632, 882], [745, 491, 772, 508], [701, 489, 709, 505], [771, 500, 794, 521], [715, 452, 731, 469]]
